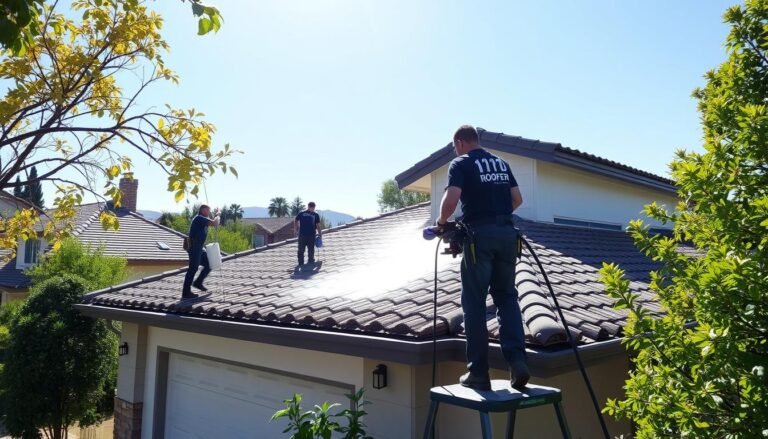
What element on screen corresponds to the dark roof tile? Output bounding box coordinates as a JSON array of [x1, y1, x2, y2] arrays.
[[81, 203, 689, 348]]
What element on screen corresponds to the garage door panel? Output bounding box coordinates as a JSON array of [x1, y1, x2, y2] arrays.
[[165, 353, 350, 439]]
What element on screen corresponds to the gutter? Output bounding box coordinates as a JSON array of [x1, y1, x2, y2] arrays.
[[75, 303, 627, 378]]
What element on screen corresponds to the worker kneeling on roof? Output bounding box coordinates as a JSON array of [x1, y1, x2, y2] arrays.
[[435, 125, 529, 391]]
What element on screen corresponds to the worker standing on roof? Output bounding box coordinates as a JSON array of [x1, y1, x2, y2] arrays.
[[295, 201, 322, 267], [435, 125, 529, 390], [182, 204, 220, 299]]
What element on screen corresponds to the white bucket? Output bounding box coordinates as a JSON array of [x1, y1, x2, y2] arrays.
[[205, 242, 222, 271]]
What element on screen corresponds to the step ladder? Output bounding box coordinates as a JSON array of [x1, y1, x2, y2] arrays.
[[422, 380, 570, 439]]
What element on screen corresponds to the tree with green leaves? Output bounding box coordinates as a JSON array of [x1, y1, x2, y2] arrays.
[[26, 237, 127, 290], [1, 276, 118, 438], [0, 0, 237, 259], [229, 203, 244, 221], [20, 165, 45, 208], [600, 1, 768, 437], [0, 0, 222, 55], [269, 197, 290, 217], [377, 179, 429, 212], [12, 176, 23, 199], [290, 197, 306, 216]]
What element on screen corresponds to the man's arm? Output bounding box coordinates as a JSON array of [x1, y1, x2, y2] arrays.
[[437, 186, 462, 225], [511, 186, 523, 211], [315, 214, 322, 235], [207, 216, 220, 227], [294, 219, 300, 236]]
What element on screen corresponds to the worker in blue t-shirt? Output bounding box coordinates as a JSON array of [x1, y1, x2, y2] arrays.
[[294, 201, 321, 267], [182, 204, 220, 298], [435, 125, 529, 391]]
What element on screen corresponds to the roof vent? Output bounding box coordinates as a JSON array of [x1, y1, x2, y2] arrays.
[[156, 241, 170, 250]]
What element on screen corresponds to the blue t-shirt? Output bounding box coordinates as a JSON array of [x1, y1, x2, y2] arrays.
[[188, 214, 209, 247], [447, 149, 518, 223], [296, 210, 320, 236]]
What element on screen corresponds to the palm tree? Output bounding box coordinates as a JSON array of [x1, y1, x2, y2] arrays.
[[229, 203, 244, 221], [268, 197, 289, 217], [289, 197, 305, 216]]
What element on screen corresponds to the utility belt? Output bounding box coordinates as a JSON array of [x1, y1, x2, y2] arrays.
[[440, 217, 520, 263], [462, 214, 515, 228]]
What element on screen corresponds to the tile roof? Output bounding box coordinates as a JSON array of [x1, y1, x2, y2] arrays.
[[395, 128, 676, 194], [1, 204, 189, 289], [0, 250, 30, 289], [81, 203, 677, 350], [241, 217, 294, 234]]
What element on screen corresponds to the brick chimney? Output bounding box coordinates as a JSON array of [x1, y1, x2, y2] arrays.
[[119, 177, 138, 212]]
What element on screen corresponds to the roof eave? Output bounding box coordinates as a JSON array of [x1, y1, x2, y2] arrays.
[[75, 304, 626, 376], [553, 150, 677, 194]]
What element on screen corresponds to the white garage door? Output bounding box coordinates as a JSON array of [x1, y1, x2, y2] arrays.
[[164, 353, 351, 439]]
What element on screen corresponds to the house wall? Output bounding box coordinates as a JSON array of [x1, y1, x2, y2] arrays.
[[427, 149, 677, 229], [135, 326, 367, 438], [0, 289, 28, 305], [125, 262, 186, 282], [536, 161, 677, 228], [116, 324, 631, 438]]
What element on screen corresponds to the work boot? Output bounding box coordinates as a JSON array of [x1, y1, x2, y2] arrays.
[[181, 291, 199, 299], [459, 372, 491, 391], [510, 361, 530, 390], [192, 282, 208, 292]]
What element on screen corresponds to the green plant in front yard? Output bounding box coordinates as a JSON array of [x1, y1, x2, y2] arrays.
[[271, 388, 373, 439], [26, 238, 127, 290], [1, 276, 118, 439], [600, 1, 768, 437]]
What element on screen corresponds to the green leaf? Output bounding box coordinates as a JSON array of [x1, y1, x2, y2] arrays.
[[197, 17, 212, 35]]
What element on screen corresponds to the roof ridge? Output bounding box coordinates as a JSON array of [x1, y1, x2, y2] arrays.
[[72, 203, 105, 237]]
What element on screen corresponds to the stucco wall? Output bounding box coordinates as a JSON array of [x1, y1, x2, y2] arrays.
[[137, 327, 366, 438], [427, 150, 676, 229], [117, 324, 631, 438], [536, 161, 677, 228], [125, 262, 186, 283]]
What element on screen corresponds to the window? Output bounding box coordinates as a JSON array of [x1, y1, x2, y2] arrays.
[[253, 234, 266, 248], [23, 239, 41, 264], [156, 241, 170, 250], [553, 217, 623, 231]]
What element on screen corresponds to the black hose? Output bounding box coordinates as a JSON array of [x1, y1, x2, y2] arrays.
[[520, 236, 611, 439], [432, 239, 441, 388]]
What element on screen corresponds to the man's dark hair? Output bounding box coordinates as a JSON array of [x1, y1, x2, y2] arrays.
[[198, 204, 210, 214], [454, 125, 479, 144], [308, 202, 316, 208]]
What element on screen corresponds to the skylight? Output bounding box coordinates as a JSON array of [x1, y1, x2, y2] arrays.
[[156, 241, 170, 250]]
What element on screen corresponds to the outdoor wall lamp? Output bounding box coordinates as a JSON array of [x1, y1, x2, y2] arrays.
[[118, 342, 129, 356], [372, 364, 387, 389]]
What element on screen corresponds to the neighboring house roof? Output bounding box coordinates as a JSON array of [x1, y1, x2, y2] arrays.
[[241, 217, 295, 234], [0, 191, 41, 214], [78, 203, 677, 361], [395, 128, 677, 194], [0, 203, 189, 289], [0, 250, 30, 289]]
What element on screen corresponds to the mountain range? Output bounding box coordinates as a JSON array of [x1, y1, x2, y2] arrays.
[[138, 207, 357, 227]]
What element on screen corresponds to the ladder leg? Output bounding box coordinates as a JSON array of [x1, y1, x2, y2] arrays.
[[505, 410, 516, 439], [422, 400, 439, 439], [480, 412, 493, 439], [553, 402, 572, 439]]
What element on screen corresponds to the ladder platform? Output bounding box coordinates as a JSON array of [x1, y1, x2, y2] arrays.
[[424, 381, 570, 438], [430, 381, 562, 413]]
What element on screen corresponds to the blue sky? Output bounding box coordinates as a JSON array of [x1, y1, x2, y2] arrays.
[[129, 0, 735, 217]]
